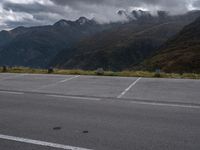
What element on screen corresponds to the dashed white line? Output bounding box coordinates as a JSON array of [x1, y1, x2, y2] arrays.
[[0, 91, 24, 95], [130, 101, 200, 109], [59, 75, 80, 83], [117, 77, 141, 98], [0, 134, 92, 150], [47, 94, 101, 101], [33, 75, 80, 91]]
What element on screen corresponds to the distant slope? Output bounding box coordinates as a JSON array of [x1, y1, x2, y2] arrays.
[[0, 17, 108, 67], [144, 16, 200, 73], [51, 11, 200, 71]]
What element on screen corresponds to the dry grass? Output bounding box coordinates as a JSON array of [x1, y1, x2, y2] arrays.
[[0, 67, 200, 79]]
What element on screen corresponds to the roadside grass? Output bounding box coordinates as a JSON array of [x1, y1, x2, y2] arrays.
[[0, 67, 200, 79]]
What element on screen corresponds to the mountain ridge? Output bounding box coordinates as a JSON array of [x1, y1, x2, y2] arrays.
[[51, 11, 200, 71], [0, 17, 109, 67], [143, 16, 200, 73]]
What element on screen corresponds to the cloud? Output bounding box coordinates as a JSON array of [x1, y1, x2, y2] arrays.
[[193, 0, 200, 7], [0, 0, 200, 30]]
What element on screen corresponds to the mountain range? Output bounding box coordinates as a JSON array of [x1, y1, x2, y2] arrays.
[[0, 10, 200, 73], [51, 10, 200, 71], [0, 17, 111, 67]]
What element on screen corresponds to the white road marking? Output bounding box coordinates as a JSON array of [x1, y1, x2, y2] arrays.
[[130, 101, 200, 109], [117, 77, 141, 98], [59, 75, 80, 83], [47, 94, 101, 101], [0, 134, 92, 150], [0, 91, 24, 95], [0, 74, 27, 81], [34, 75, 80, 91]]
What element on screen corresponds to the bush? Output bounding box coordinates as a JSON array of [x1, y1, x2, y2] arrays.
[[95, 68, 104, 75], [2, 66, 7, 72], [154, 69, 161, 77], [48, 67, 54, 73]]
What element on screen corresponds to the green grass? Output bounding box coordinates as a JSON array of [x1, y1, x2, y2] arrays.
[[0, 67, 200, 79]]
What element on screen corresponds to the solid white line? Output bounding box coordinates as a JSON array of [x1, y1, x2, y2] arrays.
[[0, 91, 24, 95], [34, 75, 80, 91], [117, 77, 141, 98], [130, 101, 200, 109], [0, 134, 91, 150], [47, 94, 101, 101]]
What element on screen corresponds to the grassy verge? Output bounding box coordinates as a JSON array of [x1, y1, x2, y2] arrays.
[[0, 67, 200, 79]]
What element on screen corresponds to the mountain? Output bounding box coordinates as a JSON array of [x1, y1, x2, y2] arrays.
[[118, 10, 200, 25], [0, 17, 107, 67], [51, 11, 200, 71], [143, 16, 200, 73], [0, 10, 200, 70]]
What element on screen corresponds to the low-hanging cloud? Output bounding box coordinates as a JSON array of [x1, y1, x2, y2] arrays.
[[193, 0, 200, 7], [0, 0, 199, 30]]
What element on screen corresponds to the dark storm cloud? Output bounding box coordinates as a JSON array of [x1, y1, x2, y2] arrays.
[[193, 0, 200, 7], [0, 0, 199, 30], [2, 1, 67, 15], [3, 2, 50, 13], [48, 0, 195, 20], [50, 0, 106, 5], [50, 0, 189, 9]]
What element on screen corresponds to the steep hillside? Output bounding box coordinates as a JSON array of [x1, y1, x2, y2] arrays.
[[0, 17, 108, 67], [51, 11, 200, 71], [144, 16, 200, 73]]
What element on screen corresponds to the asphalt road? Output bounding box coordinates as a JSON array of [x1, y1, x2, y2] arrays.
[[0, 73, 200, 150]]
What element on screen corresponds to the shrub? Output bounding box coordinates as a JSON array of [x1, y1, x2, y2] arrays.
[[95, 68, 104, 75], [48, 67, 54, 73], [2, 66, 7, 72], [154, 69, 161, 77]]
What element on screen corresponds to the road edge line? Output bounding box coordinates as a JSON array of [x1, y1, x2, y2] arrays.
[[46, 94, 101, 101]]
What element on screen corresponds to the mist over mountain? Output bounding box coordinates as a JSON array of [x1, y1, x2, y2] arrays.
[[50, 10, 200, 71], [1, 0, 200, 30]]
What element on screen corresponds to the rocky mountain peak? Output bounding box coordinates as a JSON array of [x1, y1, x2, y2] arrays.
[[132, 10, 151, 18], [157, 11, 169, 18], [53, 19, 70, 27], [118, 9, 152, 21], [76, 17, 90, 25]]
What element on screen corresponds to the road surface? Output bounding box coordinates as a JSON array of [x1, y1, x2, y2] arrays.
[[0, 73, 200, 150]]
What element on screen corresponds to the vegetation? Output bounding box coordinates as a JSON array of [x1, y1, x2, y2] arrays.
[[145, 16, 200, 73], [51, 11, 200, 70], [0, 67, 200, 79], [51, 20, 188, 70]]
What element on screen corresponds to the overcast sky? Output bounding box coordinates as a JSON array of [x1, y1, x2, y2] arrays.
[[0, 0, 200, 30]]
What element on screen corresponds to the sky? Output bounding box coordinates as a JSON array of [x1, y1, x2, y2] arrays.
[[0, 0, 200, 30]]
